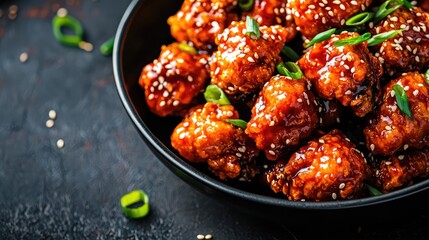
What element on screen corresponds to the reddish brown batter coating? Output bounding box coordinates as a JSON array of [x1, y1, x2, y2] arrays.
[[298, 32, 383, 117], [171, 103, 259, 180], [287, 0, 372, 39], [266, 130, 371, 201], [421, 0, 429, 12], [139, 43, 209, 117], [364, 72, 429, 156], [370, 6, 429, 76], [246, 75, 318, 160], [210, 20, 291, 95], [242, 0, 297, 41], [374, 149, 429, 193], [167, 0, 238, 50]]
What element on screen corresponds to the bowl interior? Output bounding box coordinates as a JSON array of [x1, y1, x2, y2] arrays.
[[114, 0, 429, 211]]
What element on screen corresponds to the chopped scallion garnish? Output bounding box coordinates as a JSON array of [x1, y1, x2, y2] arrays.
[[276, 62, 303, 79], [178, 42, 198, 55], [100, 37, 115, 56], [346, 12, 373, 26], [334, 32, 371, 47], [366, 184, 383, 196], [52, 9, 85, 48], [373, 0, 403, 23], [120, 190, 150, 219], [425, 69, 429, 86], [204, 85, 231, 106], [305, 28, 336, 48], [393, 84, 413, 120], [403, 0, 413, 9], [367, 29, 402, 46], [239, 0, 255, 11], [226, 119, 247, 129], [245, 16, 260, 40], [281, 45, 300, 62]]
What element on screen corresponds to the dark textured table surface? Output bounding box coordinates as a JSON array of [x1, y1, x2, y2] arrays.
[[1, 0, 429, 239]]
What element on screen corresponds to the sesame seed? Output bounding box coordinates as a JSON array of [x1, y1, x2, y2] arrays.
[[268, 150, 276, 156], [45, 119, 54, 128], [56, 139, 65, 149], [197, 235, 205, 240], [370, 144, 375, 151], [49, 110, 57, 119], [339, 183, 345, 190], [332, 192, 337, 200], [19, 52, 28, 63], [205, 234, 213, 239], [385, 126, 392, 131], [413, 90, 419, 96], [398, 155, 405, 160], [337, 157, 342, 164], [404, 144, 409, 150]]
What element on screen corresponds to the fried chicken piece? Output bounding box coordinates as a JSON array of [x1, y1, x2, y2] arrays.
[[370, 6, 429, 76], [210, 20, 291, 95], [139, 43, 209, 117], [364, 72, 429, 156], [421, 0, 429, 12], [373, 149, 429, 193], [266, 130, 371, 201], [167, 0, 239, 50], [242, 0, 296, 40], [287, 0, 372, 39], [246, 75, 318, 160], [171, 103, 259, 180], [298, 32, 383, 117]]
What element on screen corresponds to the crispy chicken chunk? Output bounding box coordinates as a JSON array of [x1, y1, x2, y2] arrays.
[[139, 43, 209, 117], [364, 72, 429, 156], [210, 20, 291, 95], [246, 75, 318, 160], [171, 103, 259, 180], [373, 149, 429, 193], [266, 130, 371, 201], [242, 0, 296, 40], [298, 32, 383, 117], [167, 0, 239, 50], [287, 0, 372, 39], [370, 6, 429, 76]]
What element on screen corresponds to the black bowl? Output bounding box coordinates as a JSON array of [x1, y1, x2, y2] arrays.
[[113, 0, 429, 223]]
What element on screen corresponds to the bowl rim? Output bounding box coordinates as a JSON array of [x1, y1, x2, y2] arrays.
[[113, 0, 429, 210]]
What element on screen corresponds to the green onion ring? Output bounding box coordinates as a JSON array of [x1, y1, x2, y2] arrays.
[[276, 62, 303, 79], [239, 0, 255, 11], [366, 184, 383, 196], [346, 12, 374, 26], [52, 14, 84, 47], [245, 16, 260, 40], [204, 85, 231, 106], [425, 69, 429, 86], [281, 45, 300, 62], [305, 28, 336, 48], [99, 37, 115, 56], [225, 119, 247, 129], [334, 32, 371, 47], [373, 0, 403, 23], [367, 29, 402, 46], [120, 190, 150, 219], [178, 42, 198, 55], [393, 84, 413, 120]]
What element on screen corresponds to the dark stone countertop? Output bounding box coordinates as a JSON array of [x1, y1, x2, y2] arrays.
[[1, 0, 429, 239]]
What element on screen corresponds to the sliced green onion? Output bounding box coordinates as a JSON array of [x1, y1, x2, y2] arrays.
[[334, 32, 371, 47], [226, 119, 247, 129], [281, 45, 300, 62], [403, 0, 413, 9], [120, 190, 150, 219], [239, 0, 255, 11], [245, 16, 260, 40], [178, 42, 197, 55], [346, 12, 373, 26], [373, 0, 403, 23], [99, 37, 114, 56], [367, 29, 402, 46], [52, 13, 84, 47], [393, 84, 413, 120], [305, 28, 336, 48], [276, 62, 303, 79], [204, 85, 231, 106], [366, 184, 383, 196], [425, 69, 429, 86]]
